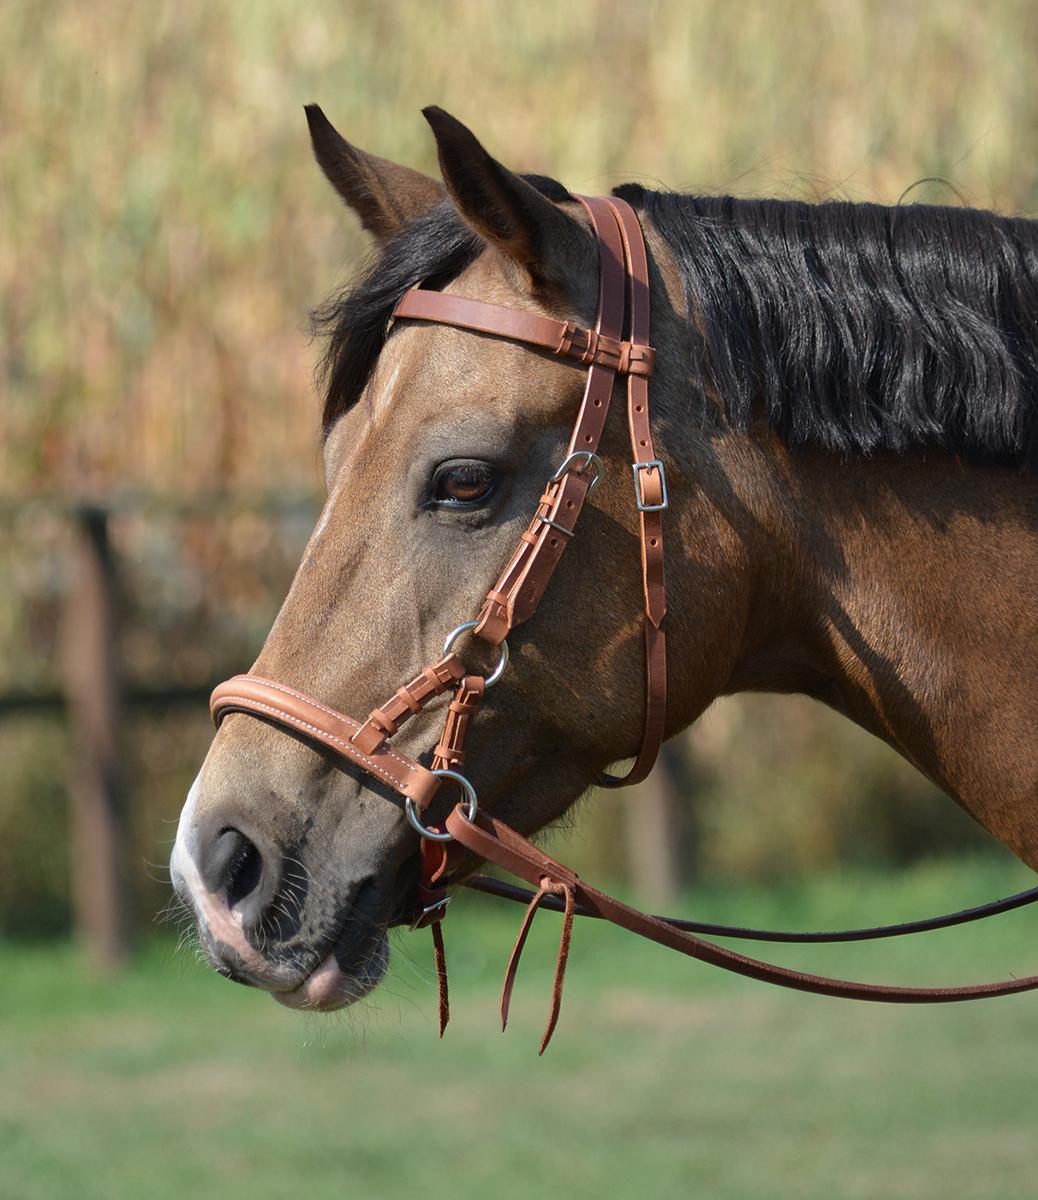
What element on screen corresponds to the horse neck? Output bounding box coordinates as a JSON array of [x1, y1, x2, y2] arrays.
[[666, 433, 1038, 868]]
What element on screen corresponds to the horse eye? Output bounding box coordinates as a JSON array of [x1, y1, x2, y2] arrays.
[[431, 461, 497, 508]]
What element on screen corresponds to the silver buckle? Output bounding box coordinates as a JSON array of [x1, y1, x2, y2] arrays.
[[534, 514, 574, 538], [631, 459, 668, 512], [551, 450, 603, 496], [409, 895, 451, 930]]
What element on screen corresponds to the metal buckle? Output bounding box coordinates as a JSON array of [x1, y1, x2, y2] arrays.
[[409, 894, 452, 930], [551, 450, 603, 496], [534, 515, 574, 539], [443, 620, 509, 687], [405, 768, 478, 842], [631, 459, 668, 512]]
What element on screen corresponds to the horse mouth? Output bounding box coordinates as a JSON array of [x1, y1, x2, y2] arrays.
[[272, 876, 392, 1012], [273, 933, 389, 1011]]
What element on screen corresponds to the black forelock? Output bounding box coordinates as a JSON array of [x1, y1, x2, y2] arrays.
[[312, 201, 480, 434], [616, 183, 1038, 469], [312, 174, 573, 434]]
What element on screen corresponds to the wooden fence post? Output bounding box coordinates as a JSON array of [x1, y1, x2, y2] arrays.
[[626, 739, 695, 906], [61, 505, 129, 970]]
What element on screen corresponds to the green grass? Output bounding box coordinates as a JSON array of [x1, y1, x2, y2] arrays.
[[3, 856, 1037, 1200]]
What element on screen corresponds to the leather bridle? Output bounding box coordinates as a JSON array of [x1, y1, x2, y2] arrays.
[[209, 194, 1038, 1051]]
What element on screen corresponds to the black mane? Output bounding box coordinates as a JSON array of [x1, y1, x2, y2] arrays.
[[318, 180, 1038, 469], [618, 185, 1038, 468]]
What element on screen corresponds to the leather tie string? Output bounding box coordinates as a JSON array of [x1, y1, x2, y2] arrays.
[[431, 918, 450, 1038], [417, 674, 487, 1038], [500, 875, 577, 1054]]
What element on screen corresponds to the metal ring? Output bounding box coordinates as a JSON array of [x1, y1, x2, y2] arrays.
[[405, 769, 479, 841], [442, 620, 509, 687]]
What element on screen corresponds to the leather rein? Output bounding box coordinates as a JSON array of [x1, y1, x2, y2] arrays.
[[210, 194, 1038, 1051]]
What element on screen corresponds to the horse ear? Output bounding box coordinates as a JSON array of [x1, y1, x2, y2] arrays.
[[422, 106, 594, 293], [305, 105, 445, 240]]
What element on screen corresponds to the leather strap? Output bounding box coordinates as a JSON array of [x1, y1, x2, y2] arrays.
[[431, 675, 485, 770], [352, 654, 466, 755], [205, 666, 1038, 1020], [466, 196, 666, 782], [445, 806, 1038, 1008], [472, 194, 630, 645], [210, 675, 441, 809], [499, 876, 575, 1054], [393, 289, 655, 376], [462, 872, 1038, 944], [206, 671, 1038, 1032], [599, 196, 667, 786]]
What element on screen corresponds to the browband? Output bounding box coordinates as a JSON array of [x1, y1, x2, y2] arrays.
[[392, 290, 656, 377]]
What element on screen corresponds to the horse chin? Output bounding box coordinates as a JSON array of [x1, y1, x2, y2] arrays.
[[271, 871, 400, 1012], [273, 932, 389, 1012]]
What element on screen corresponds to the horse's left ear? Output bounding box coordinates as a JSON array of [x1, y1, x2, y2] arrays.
[[422, 106, 595, 294]]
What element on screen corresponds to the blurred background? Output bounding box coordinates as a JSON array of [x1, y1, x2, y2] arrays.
[[3, 2, 1037, 1198]]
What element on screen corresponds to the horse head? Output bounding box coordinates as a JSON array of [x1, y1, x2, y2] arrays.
[[169, 107, 723, 1009], [172, 105, 1038, 1019]]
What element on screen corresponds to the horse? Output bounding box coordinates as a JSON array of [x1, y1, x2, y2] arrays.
[[171, 104, 1038, 1023]]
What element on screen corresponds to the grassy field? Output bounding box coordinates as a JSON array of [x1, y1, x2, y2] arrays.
[[3, 856, 1037, 1200]]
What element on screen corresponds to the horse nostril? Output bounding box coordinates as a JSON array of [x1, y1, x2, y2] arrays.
[[223, 831, 264, 908], [201, 827, 265, 906]]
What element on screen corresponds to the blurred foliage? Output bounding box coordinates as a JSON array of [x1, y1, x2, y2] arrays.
[[5, 0, 1038, 498], [2, 0, 1034, 935], [686, 695, 986, 880]]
